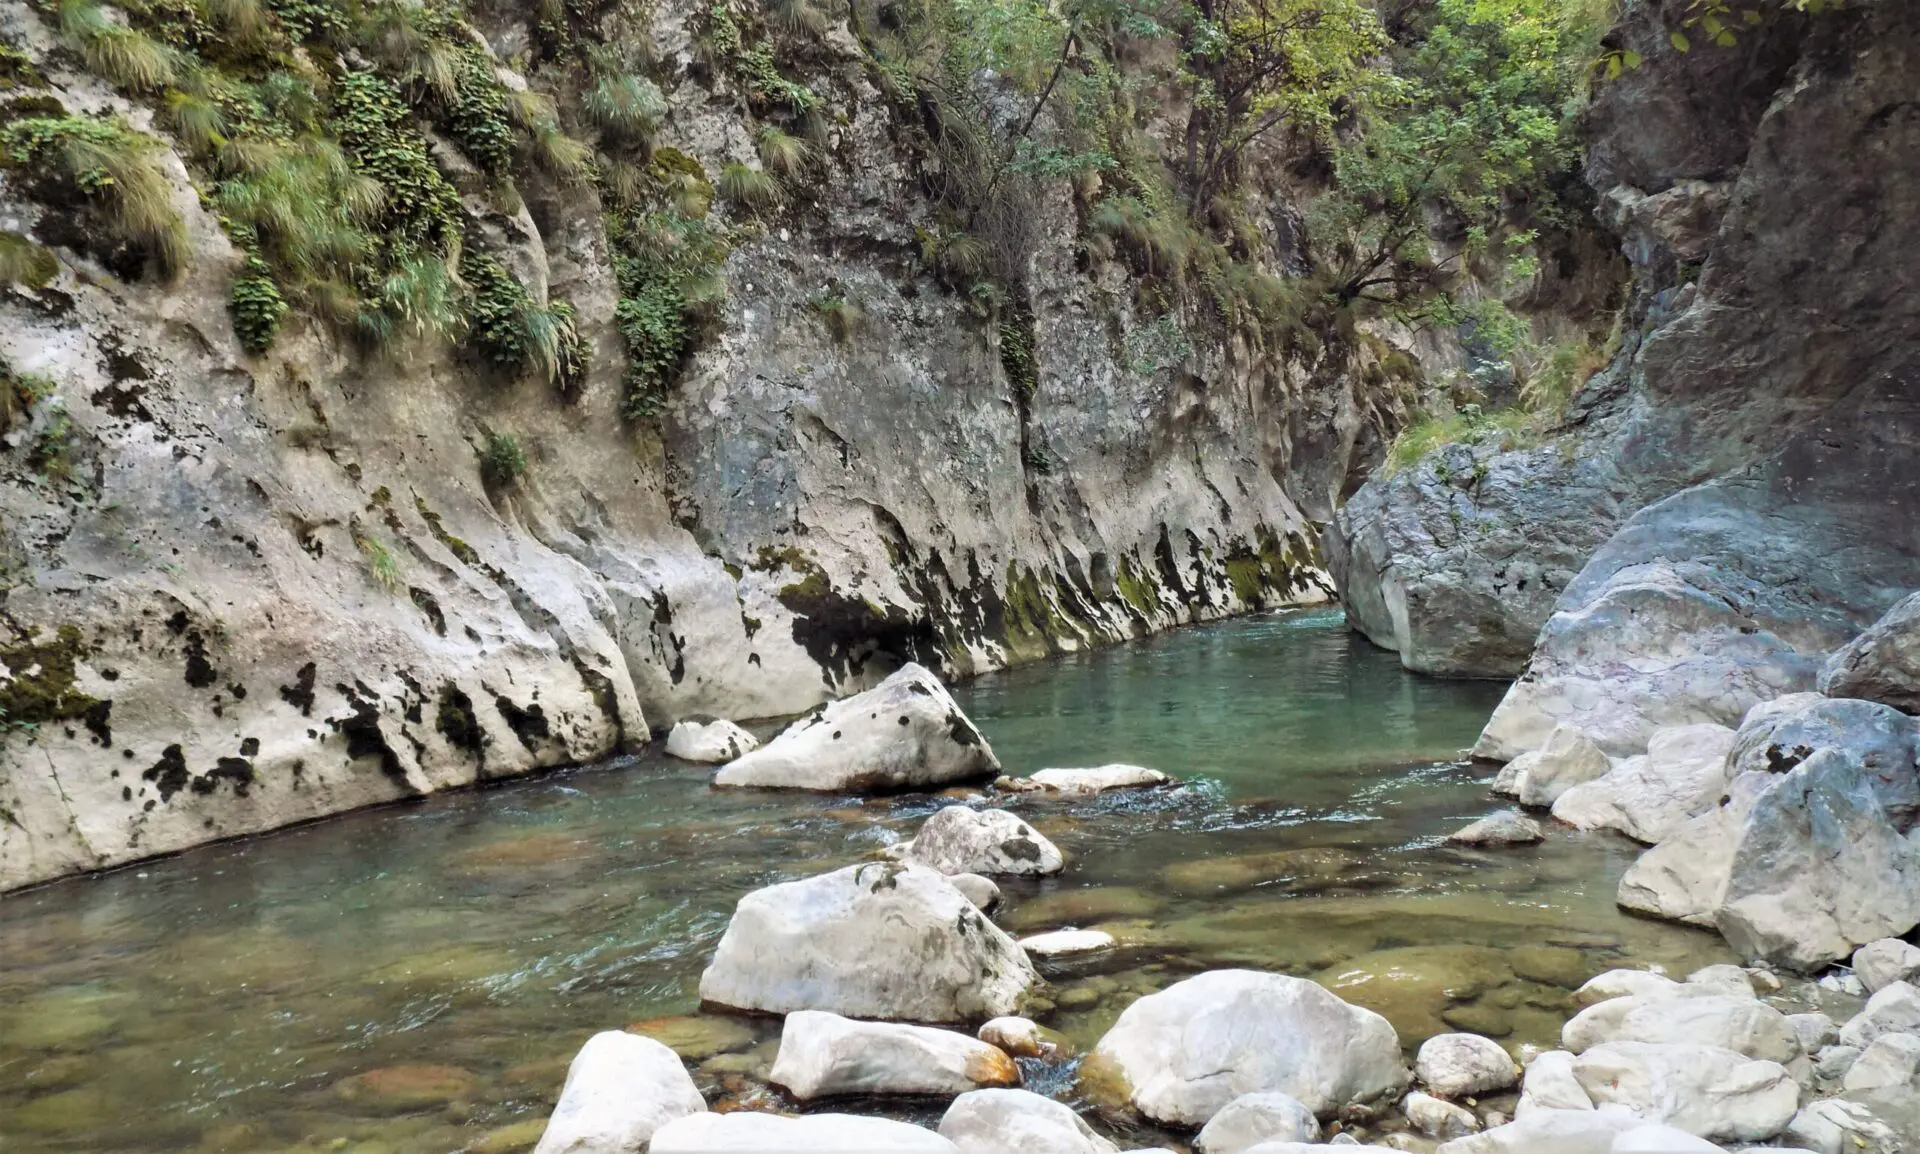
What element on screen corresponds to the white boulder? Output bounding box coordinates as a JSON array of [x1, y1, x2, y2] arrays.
[[1446, 811, 1544, 847], [698, 862, 1039, 1021], [532, 1031, 706, 1154], [1616, 771, 1773, 926], [769, 1011, 1018, 1099], [1517, 1051, 1593, 1116], [1492, 725, 1612, 808], [1435, 1107, 1638, 1154], [1014, 765, 1172, 794], [951, 873, 1002, 910], [1194, 1091, 1321, 1154], [1841, 982, 1920, 1048], [664, 719, 759, 763], [1608, 1124, 1721, 1152], [1083, 969, 1407, 1125], [1561, 994, 1799, 1063], [1570, 1042, 1799, 1143], [900, 807, 1064, 876], [714, 664, 999, 790], [1853, 939, 1920, 994], [1416, 1034, 1520, 1099], [978, 1016, 1053, 1058], [1551, 724, 1737, 844], [1018, 929, 1114, 957], [1576, 970, 1683, 1005], [1726, 696, 1920, 826], [1840, 1032, 1920, 1093], [938, 1088, 1117, 1154], [1404, 1091, 1479, 1139], [650, 1112, 958, 1153]]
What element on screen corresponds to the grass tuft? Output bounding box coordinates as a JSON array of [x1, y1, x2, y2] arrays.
[[584, 71, 665, 143], [59, 0, 179, 92], [756, 125, 813, 181], [716, 162, 782, 212]]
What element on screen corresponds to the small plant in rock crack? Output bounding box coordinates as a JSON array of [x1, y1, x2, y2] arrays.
[[808, 293, 861, 343], [480, 432, 527, 487], [355, 532, 402, 593]]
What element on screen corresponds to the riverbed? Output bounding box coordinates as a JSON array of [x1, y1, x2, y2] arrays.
[[0, 609, 1736, 1152]]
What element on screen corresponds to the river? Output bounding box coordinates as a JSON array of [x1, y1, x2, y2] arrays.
[[0, 609, 1735, 1152]]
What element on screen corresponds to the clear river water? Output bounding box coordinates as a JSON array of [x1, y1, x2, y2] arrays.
[[0, 609, 1738, 1153]]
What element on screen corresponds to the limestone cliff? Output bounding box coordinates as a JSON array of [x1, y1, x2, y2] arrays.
[[0, 0, 1365, 888]]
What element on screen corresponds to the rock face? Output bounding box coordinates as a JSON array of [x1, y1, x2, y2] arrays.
[[898, 806, 1065, 876], [938, 1089, 1118, 1154], [650, 1112, 958, 1154], [698, 862, 1038, 1021], [664, 719, 759, 764], [1549, 723, 1735, 843], [532, 1031, 706, 1154], [1723, 697, 1920, 826], [768, 1011, 1018, 1099], [1083, 969, 1407, 1125], [1822, 593, 1920, 714], [713, 665, 1000, 791]]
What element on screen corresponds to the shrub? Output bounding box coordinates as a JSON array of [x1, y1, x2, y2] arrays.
[[480, 431, 526, 486], [584, 71, 665, 144], [0, 232, 58, 286], [356, 531, 402, 592], [229, 256, 288, 353]]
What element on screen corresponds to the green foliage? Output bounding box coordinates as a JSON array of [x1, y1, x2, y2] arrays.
[[480, 431, 526, 485], [229, 255, 288, 353], [716, 161, 782, 212], [58, 0, 180, 92], [584, 67, 665, 144], [0, 231, 58, 286], [611, 206, 728, 417], [0, 114, 189, 277], [355, 530, 403, 593], [756, 124, 812, 181]]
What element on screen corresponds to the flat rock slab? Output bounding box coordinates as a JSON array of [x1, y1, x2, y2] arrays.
[[1447, 811, 1544, 847], [1005, 765, 1172, 794], [1017, 929, 1115, 957]]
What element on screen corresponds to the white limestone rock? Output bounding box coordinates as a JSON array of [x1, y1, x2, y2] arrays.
[[1786, 1013, 1839, 1056], [1840, 982, 1920, 1049], [1517, 1051, 1593, 1116], [532, 1031, 706, 1154], [664, 719, 759, 763], [714, 664, 1000, 791], [900, 806, 1065, 876], [950, 872, 1002, 910], [1014, 765, 1172, 794], [1570, 1042, 1799, 1143], [938, 1088, 1118, 1154], [1561, 993, 1799, 1063], [1194, 1091, 1321, 1154], [1576, 970, 1684, 1006], [1446, 811, 1544, 847], [1840, 1032, 1920, 1094], [650, 1112, 959, 1153], [1617, 771, 1773, 926], [1608, 1123, 1721, 1152], [1435, 1106, 1639, 1154], [978, 1016, 1053, 1058], [1018, 929, 1115, 957], [1853, 939, 1920, 994], [1083, 969, 1407, 1125], [1725, 696, 1920, 826], [1404, 1091, 1480, 1140], [768, 1010, 1019, 1099], [1550, 724, 1737, 844], [1492, 725, 1613, 808], [698, 862, 1039, 1022], [1415, 1034, 1521, 1099]]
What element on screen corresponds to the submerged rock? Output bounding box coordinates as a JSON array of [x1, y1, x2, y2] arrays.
[[333, 1064, 481, 1114], [532, 1032, 705, 1154], [1821, 592, 1920, 715], [698, 862, 1039, 1021], [624, 1015, 756, 1061], [665, 719, 760, 763], [898, 806, 1065, 876], [1549, 723, 1736, 844], [1446, 810, 1544, 847], [768, 1011, 1018, 1099], [714, 665, 999, 791], [938, 1088, 1117, 1154], [1082, 969, 1406, 1125], [649, 1111, 958, 1153]]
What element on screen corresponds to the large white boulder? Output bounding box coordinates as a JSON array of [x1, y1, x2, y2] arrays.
[[1416, 1034, 1521, 1099], [1715, 749, 1920, 970], [1561, 994, 1799, 1064], [1082, 969, 1406, 1126], [938, 1088, 1117, 1154], [899, 806, 1065, 876], [1609, 1124, 1721, 1152], [1436, 1107, 1639, 1154], [698, 862, 1038, 1021], [1840, 982, 1920, 1049], [713, 664, 999, 790], [1012, 765, 1171, 794], [1492, 725, 1613, 808], [1840, 1032, 1920, 1093], [650, 1112, 958, 1153], [1575, 970, 1684, 1005], [1551, 724, 1737, 844], [664, 719, 759, 764], [1617, 770, 1773, 926], [1194, 1091, 1321, 1153], [1726, 696, 1920, 827], [1570, 1042, 1799, 1143], [768, 1011, 1018, 1099], [532, 1031, 706, 1154], [1517, 1051, 1593, 1116], [1853, 939, 1920, 994]]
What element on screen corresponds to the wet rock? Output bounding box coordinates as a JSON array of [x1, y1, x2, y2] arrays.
[[532, 1032, 704, 1154], [938, 1088, 1118, 1154], [698, 862, 1038, 1021], [1081, 969, 1407, 1125], [1056, 986, 1102, 1011], [1018, 929, 1114, 957], [1549, 724, 1736, 844], [1575, 970, 1682, 1006], [625, 1015, 756, 1061], [713, 665, 999, 791], [1840, 982, 1920, 1049], [469, 1118, 551, 1154], [951, 872, 1002, 910], [1001, 886, 1166, 931], [1416, 1034, 1520, 1099], [1160, 847, 1364, 895], [769, 1010, 1018, 1098], [1716, 750, 1920, 971], [1506, 947, 1589, 990], [1616, 770, 1773, 926], [333, 1064, 481, 1115], [649, 1111, 959, 1153], [1725, 696, 1920, 826], [665, 719, 759, 763], [1405, 1091, 1479, 1140], [898, 806, 1064, 876], [1840, 1032, 1920, 1093], [1491, 726, 1612, 809], [1821, 592, 1920, 715], [1853, 939, 1920, 994], [1316, 947, 1515, 1042], [1194, 1091, 1321, 1153], [1437, 1002, 1513, 1039], [1446, 811, 1543, 847], [1571, 1042, 1798, 1143], [1004, 765, 1172, 795], [1434, 1105, 1638, 1153], [1516, 1051, 1592, 1115], [977, 1016, 1056, 1059]]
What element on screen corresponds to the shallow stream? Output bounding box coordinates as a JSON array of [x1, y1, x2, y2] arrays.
[[0, 609, 1738, 1152]]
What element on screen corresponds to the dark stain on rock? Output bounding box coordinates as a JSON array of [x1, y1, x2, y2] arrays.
[[182, 631, 217, 688], [495, 696, 549, 752], [1765, 742, 1813, 774], [409, 587, 447, 636], [143, 744, 190, 801], [82, 698, 111, 747], [1002, 837, 1042, 862], [280, 662, 317, 715], [335, 693, 412, 789], [240, 737, 260, 757], [945, 709, 985, 748], [194, 757, 254, 797], [165, 610, 189, 635]]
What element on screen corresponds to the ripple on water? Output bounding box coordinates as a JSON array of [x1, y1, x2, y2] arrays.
[[0, 610, 1738, 1152]]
